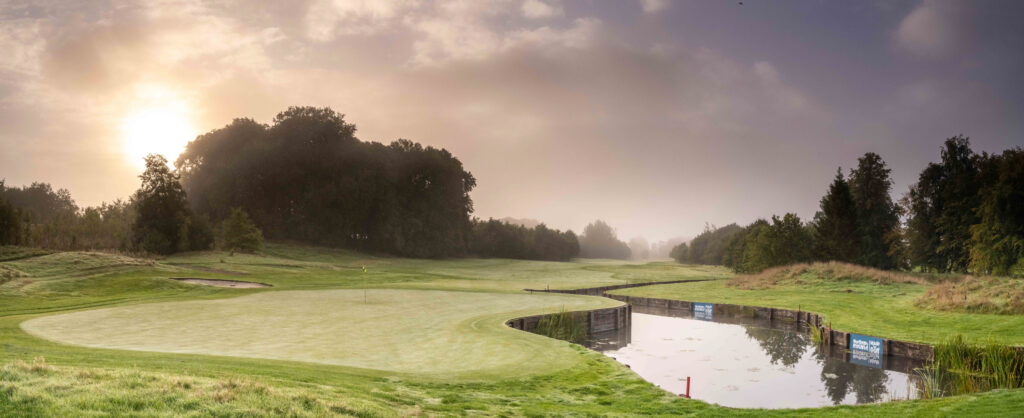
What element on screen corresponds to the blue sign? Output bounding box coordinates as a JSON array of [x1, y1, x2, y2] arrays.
[[693, 302, 714, 321], [848, 333, 884, 368]]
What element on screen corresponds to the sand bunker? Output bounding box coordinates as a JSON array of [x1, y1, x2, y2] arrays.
[[172, 278, 270, 288]]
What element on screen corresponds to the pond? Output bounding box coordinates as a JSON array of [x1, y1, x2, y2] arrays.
[[586, 306, 925, 409]]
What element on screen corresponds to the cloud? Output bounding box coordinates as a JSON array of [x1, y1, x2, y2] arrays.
[[305, 0, 416, 41], [894, 0, 973, 59], [639, 0, 670, 14], [521, 0, 562, 19]]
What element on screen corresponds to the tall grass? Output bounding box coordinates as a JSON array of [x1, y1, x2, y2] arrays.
[[728, 261, 934, 290], [535, 308, 587, 344], [917, 334, 1024, 398], [808, 324, 823, 345]]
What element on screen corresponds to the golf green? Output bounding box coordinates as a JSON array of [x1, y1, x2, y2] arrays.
[[21, 288, 621, 378]]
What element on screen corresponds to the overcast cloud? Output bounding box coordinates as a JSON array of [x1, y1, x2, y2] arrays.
[[1, 0, 1022, 242]]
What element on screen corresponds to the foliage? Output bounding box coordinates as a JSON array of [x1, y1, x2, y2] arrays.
[[218, 208, 264, 253], [469, 218, 578, 261], [722, 214, 813, 273], [578, 220, 631, 260], [848, 152, 901, 270], [0, 191, 26, 246], [812, 169, 860, 262], [671, 223, 742, 265], [131, 154, 209, 255], [906, 137, 983, 272], [0, 181, 135, 251], [970, 148, 1024, 276], [176, 107, 476, 258]]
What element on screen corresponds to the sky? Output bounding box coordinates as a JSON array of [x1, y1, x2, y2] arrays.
[[1, 0, 1022, 243]]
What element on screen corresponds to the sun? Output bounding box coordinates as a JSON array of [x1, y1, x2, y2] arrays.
[[121, 102, 197, 168]]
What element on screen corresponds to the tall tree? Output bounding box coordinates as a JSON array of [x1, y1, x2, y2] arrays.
[[970, 149, 1024, 276], [579, 220, 631, 260], [812, 169, 860, 262], [905, 137, 984, 272], [848, 152, 900, 269], [131, 154, 192, 254]]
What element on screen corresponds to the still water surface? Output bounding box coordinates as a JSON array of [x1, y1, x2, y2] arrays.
[[588, 308, 923, 409]]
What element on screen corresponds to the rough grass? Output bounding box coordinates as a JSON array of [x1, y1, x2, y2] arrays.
[[917, 276, 1024, 315], [728, 262, 935, 290]]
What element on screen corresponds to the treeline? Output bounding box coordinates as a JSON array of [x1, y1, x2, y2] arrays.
[[2, 106, 583, 262], [671, 137, 1024, 276], [470, 218, 579, 261], [671, 223, 742, 265], [0, 181, 134, 250], [176, 107, 476, 258]]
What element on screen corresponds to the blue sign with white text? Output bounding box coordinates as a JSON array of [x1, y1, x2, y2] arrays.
[[848, 333, 884, 368], [693, 302, 713, 321]]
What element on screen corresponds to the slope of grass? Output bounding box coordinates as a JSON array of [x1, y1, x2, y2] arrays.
[[3, 245, 1024, 415], [612, 264, 1024, 345]]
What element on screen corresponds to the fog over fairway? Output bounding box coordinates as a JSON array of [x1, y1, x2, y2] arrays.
[[2, 1, 1023, 241]]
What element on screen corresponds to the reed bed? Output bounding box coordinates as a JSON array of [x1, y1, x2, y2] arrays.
[[535, 308, 587, 344]]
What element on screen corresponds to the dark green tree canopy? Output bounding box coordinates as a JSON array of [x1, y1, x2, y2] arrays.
[[813, 169, 860, 262], [849, 152, 900, 269], [176, 106, 476, 258], [219, 208, 264, 253], [671, 223, 742, 265], [131, 154, 206, 255]]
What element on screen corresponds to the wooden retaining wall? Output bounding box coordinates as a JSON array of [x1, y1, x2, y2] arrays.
[[506, 304, 632, 336], [607, 294, 935, 361]]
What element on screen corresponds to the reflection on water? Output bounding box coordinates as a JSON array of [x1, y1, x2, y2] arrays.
[[588, 309, 923, 409]]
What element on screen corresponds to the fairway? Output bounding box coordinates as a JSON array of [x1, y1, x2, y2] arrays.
[[21, 289, 620, 378]]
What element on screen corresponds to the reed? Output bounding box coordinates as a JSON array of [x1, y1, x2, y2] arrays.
[[808, 325, 823, 345], [535, 308, 587, 344], [920, 334, 1024, 397]]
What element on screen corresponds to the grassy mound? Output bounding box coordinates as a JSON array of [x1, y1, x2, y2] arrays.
[[728, 262, 934, 290], [916, 276, 1024, 315]]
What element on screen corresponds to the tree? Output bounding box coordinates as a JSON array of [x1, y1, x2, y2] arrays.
[[848, 153, 900, 269], [628, 237, 650, 260], [812, 169, 860, 262], [905, 137, 982, 272], [0, 189, 26, 246], [579, 220, 631, 260], [672, 223, 743, 265], [219, 208, 264, 253], [723, 215, 813, 273], [970, 148, 1024, 276], [176, 107, 476, 258], [131, 154, 193, 254]]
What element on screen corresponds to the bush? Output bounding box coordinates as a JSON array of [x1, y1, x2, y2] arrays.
[[218, 208, 263, 253]]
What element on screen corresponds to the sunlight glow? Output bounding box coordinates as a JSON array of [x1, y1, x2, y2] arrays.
[[121, 100, 197, 168]]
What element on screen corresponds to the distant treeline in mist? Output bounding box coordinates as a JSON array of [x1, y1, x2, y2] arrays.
[[470, 218, 579, 261], [579, 220, 632, 260], [0, 106, 583, 261], [672, 137, 1024, 276]]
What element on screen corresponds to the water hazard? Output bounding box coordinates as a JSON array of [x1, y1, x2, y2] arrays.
[[586, 306, 924, 409]]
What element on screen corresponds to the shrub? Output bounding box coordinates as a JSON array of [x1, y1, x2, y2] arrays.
[[218, 208, 263, 253]]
